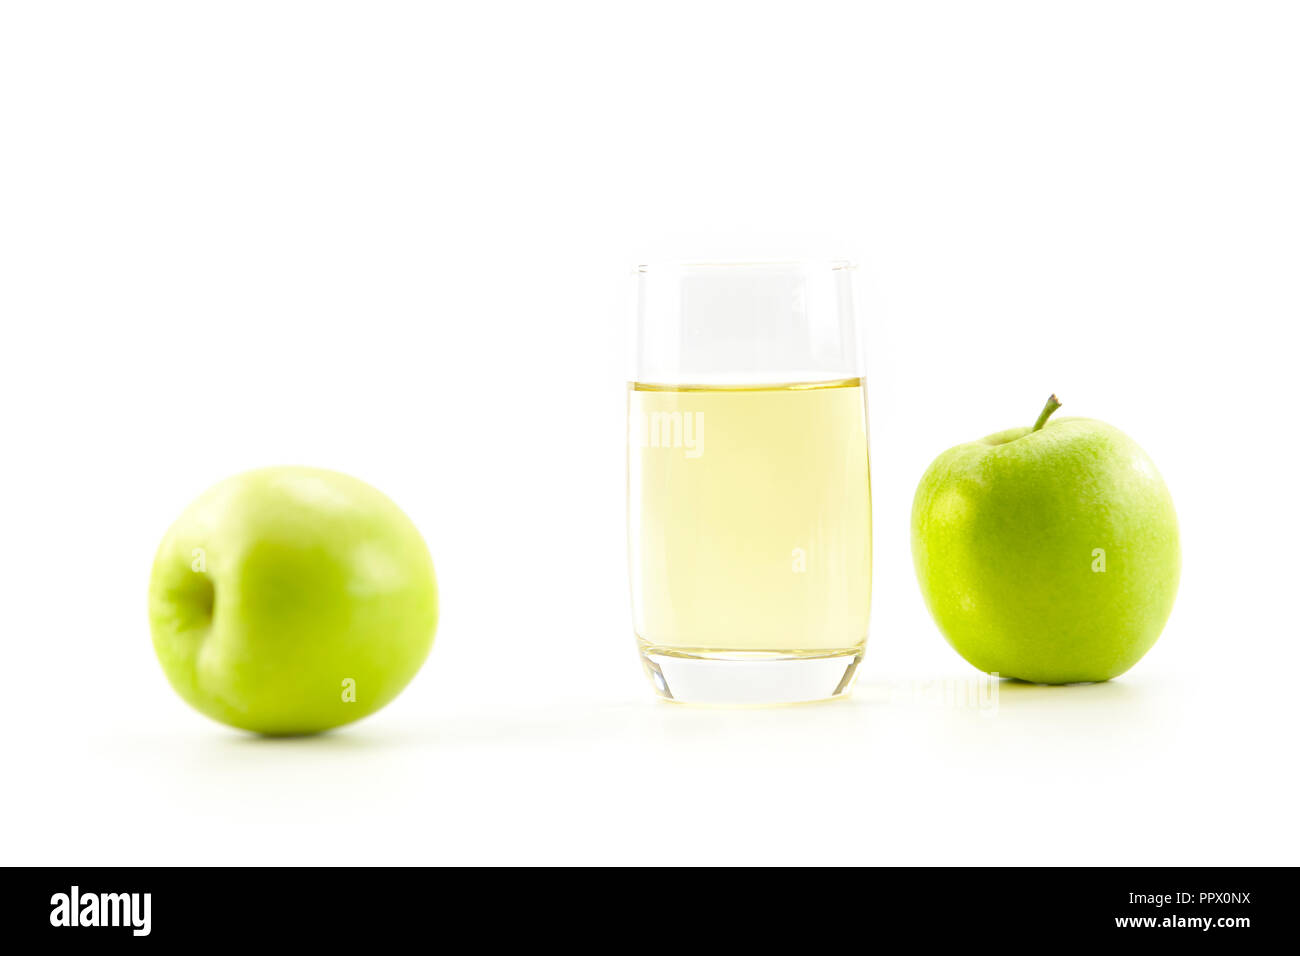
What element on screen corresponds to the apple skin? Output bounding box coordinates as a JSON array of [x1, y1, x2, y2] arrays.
[[911, 412, 1179, 683], [149, 467, 438, 735]]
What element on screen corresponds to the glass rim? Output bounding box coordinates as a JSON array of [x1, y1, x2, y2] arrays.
[[634, 258, 856, 273]]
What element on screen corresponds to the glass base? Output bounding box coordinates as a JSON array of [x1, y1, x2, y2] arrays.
[[637, 645, 863, 705]]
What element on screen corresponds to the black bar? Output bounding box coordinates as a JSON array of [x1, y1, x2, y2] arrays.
[[9, 867, 1286, 943]]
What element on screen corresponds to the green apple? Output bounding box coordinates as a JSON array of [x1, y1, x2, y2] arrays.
[[911, 396, 1179, 683], [149, 467, 438, 735]]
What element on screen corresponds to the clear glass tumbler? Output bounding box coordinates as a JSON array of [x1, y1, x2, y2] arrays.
[[627, 261, 872, 704]]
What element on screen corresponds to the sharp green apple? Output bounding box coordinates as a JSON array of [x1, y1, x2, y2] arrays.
[[149, 467, 438, 734], [911, 396, 1179, 683]]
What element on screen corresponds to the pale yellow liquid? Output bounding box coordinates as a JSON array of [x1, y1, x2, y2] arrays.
[[628, 379, 871, 658]]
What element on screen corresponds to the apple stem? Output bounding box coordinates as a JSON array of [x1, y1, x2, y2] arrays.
[[1032, 394, 1062, 432]]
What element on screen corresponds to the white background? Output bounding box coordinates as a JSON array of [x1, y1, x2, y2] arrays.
[[2, 1, 1296, 866]]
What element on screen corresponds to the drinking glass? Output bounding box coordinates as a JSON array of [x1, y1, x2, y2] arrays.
[[627, 261, 872, 704]]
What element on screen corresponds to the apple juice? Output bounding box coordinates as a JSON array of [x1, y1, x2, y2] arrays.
[[628, 378, 872, 659]]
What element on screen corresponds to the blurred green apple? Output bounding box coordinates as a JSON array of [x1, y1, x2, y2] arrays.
[[149, 467, 438, 734], [911, 396, 1179, 683]]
